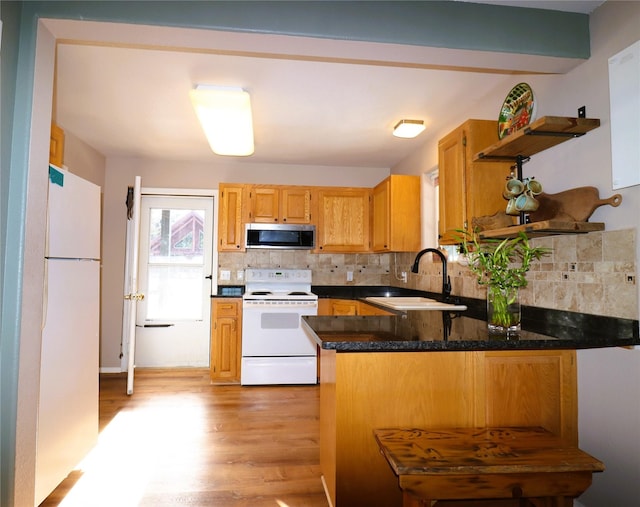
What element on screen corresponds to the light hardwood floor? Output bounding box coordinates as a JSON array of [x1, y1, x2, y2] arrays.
[[40, 369, 328, 507]]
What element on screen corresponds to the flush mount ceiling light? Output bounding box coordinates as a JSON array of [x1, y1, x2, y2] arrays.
[[190, 85, 254, 156], [393, 119, 426, 139]]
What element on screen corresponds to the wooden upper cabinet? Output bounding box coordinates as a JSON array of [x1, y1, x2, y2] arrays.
[[372, 179, 390, 251], [248, 185, 313, 224], [218, 184, 245, 251], [249, 186, 280, 222], [49, 123, 65, 167], [280, 187, 313, 223], [438, 119, 512, 244], [221, 178, 420, 253], [317, 188, 370, 252], [371, 175, 421, 252]]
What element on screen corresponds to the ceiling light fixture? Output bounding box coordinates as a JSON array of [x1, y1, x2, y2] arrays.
[[190, 85, 254, 156], [393, 119, 426, 139]]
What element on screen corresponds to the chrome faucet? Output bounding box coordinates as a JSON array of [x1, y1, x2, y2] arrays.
[[411, 248, 452, 301]]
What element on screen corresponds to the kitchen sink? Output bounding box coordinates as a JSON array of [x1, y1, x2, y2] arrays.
[[365, 296, 467, 311]]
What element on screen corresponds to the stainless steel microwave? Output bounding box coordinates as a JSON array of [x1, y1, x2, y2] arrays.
[[245, 223, 316, 249]]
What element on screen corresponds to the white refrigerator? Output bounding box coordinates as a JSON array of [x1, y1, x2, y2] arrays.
[[35, 165, 101, 505]]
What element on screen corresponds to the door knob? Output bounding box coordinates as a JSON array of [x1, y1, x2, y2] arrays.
[[124, 293, 145, 301]]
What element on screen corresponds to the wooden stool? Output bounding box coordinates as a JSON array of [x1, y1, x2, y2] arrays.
[[374, 427, 604, 507]]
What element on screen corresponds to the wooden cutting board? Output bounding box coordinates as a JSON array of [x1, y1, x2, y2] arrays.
[[528, 186, 622, 222]]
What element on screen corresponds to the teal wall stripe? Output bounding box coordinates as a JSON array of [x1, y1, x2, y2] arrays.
[[24, 1, 590, 59]]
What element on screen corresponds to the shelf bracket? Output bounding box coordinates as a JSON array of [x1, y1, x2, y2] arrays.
[[511, 155, 530, 225], [523, 129, 587, 139], [511, 155, 530, 179]]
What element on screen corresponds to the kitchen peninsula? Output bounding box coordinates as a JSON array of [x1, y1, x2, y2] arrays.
[[302, 306, 639, 507]]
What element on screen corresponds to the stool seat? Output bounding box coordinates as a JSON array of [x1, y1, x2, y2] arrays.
[[374, 427, 604, 507]]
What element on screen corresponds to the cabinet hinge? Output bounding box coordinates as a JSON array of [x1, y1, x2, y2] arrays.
[[462, 135, 467, 147]]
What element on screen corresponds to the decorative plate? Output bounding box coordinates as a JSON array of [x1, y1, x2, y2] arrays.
[[498, 83, 536, 139]]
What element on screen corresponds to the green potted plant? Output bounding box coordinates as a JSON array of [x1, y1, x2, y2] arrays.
[[459, 231, 551, 335]]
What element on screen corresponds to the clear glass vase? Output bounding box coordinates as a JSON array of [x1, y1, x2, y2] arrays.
[[487, 286, 521, 336]]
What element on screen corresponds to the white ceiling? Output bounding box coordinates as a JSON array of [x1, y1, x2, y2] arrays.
[[50, 1, 605, 169]]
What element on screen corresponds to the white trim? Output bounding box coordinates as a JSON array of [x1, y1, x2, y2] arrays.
[[99, 367, 123, 374], [141, 187, 215, 197]]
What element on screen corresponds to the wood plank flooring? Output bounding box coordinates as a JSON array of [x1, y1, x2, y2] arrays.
[[40, 369, 328, 507]]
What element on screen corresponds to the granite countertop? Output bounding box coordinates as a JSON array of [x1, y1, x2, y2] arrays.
[[213, 284, 434, 299], [215, 283, 639, 351], [302, 294, 640, 351], [302, 313, 639, 351], [212, 286, 244, 297]]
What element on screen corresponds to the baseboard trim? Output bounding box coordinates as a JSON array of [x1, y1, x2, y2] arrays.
[[100, 367, 123, 374]]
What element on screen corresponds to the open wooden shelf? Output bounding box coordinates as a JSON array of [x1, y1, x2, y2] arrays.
[[479, 220, 605, 240], [474, 116, 601, 162], [472, 116, 603, 240]]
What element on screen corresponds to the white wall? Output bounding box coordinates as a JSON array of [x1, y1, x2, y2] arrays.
[[396, 2, 640, 504], [524, 9, 640, 504], [63, 131, 106, 189], [560, 3, 640, 505]]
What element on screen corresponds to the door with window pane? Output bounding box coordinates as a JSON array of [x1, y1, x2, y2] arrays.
[[135, 195, 214, 367]]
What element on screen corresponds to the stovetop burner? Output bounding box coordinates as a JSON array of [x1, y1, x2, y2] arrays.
[[243, 268, 316, 301]]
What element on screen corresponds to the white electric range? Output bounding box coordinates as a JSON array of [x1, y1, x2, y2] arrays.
[[241, 269, 318, 385]]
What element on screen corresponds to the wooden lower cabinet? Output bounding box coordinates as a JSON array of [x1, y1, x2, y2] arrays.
[[477, 350, 578, 445], [319, 349, 577, 507], [328, 299, 358, 316], [317, 298, 394, 316], [357, 301, 395, 316], [210, 298, 242, 383]]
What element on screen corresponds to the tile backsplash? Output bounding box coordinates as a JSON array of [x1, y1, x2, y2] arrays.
[[218, 229, 638, 320], [394, 229, 638, 320], [218, 250, 392, 286]]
